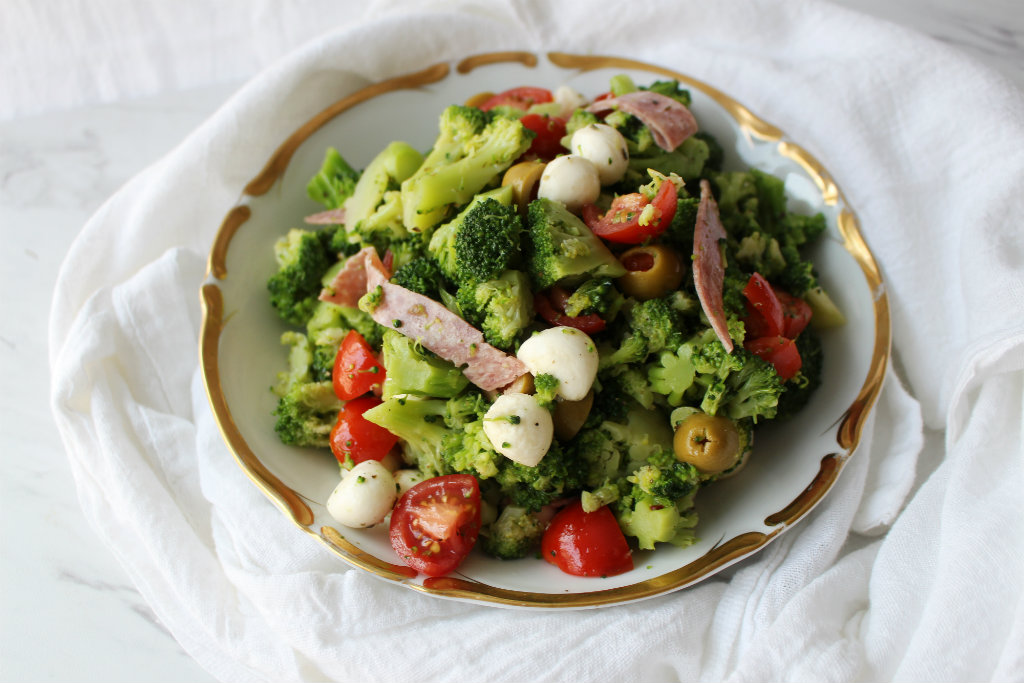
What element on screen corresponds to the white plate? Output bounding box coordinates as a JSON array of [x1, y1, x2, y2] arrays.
[[200, 51, 889, 608]]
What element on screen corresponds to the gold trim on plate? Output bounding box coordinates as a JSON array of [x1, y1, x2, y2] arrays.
[[199, 51, 891, 608]]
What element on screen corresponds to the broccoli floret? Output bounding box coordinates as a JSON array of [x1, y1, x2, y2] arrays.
[[614, 135, 712, 194], [274, 331, 313, 394], [630, 460, 700, 506], [661, 195, 700, 252], [480, 506, 547, 560], [722, 349, 784, 422], [615, 366, 656, 411], [390, 257, 444, 299], [599, 334, 649, 370], [580, 480, 624, 512], [525, 197, 626, 289], [362, 396, 449, 476], [570, 408, 675, 488], [641, 80, 692, 106], [680, 331, 782, 422], [532, 373, 560, 409], [441, 417, 502, 479], [693, 131, 724, 173], [612, 449, 701, 550], [563, 278, 625, 320], [307, 147, 360, 210], [456, 270, 534, 351], [401, 106, 534, 232], [272, 381, 343, 448], [602, 296, 688, 370], [647, 345, 696, 407], [734, 231, 788, 280], [455, 198, 523, 285], [380, 329, 469, 400], [341, 141, 423, 246], [775, 330, 824, 420], [564, 108, 600, 137], [267, 228, 337, 326], [428, 186, 516, 286], [494, 441, 585, 512]]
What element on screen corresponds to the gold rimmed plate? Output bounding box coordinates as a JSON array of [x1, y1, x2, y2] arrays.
[[199, 51, 889, 608]]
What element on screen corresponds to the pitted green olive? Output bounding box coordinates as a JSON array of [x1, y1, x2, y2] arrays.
[[464, 91, 495, 108], [673, 412, 741, 474], [501, 160, 547, 215], [552, 389, 594, 442], [617, 244, 685, 300]]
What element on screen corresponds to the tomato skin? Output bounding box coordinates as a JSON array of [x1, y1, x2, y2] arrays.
[[389, 475, 482, 577], [776, 289, 812, 339], [333, 330, 386, 400], [742, 273, 785, 338], [519, 113, 567, 160], [541, 500, 633, 577], [533, 291, 607, 334], [745, 336, 803, 381], [329, 396, 399, 466], [582, 180, 678, 244], [478, 86, 553, 112]]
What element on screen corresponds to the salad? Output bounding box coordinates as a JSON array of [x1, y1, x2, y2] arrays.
[[266, 75, 844, 579]]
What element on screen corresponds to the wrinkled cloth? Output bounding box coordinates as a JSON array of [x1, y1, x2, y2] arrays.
[[49, 1, 1024, 681]]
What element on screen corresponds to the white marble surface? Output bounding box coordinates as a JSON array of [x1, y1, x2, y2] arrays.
[[1, 3, 1021, 682]]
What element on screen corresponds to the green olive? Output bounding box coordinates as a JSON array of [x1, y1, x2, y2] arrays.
[[501, 160, 547, 215], [503, 372, 535, 395], [464, 91, 495, 108], [673, 412, 741, 474], [552, 389, 594, 442], [617, 244, 685, 300]]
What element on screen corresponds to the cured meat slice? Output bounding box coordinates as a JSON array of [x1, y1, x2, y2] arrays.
[[319, 246, 390, 307], [304, 207, 347, 225], [363, 282, 527, 391], [693, 179, 733, 352], [586, 91, 698, 152]]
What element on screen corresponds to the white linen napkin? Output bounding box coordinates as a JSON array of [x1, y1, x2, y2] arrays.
[[49, 1, 1024, 681]]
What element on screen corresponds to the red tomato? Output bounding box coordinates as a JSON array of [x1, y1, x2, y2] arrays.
[[333, 329, 386, 400], [776, 289, 813, 339], [329, 396, 398, 466], [533, 290, 607, 334], [581, 179, 678, 244], [742, 273, 785, 338], [478, 86, 553, 112], [745, 336, 803, 381], [519, 113, 567, 160], [541, 500, 633, 577], [389, 475, 482, 577]]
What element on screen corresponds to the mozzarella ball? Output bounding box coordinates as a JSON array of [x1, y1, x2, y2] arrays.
[[537, 155, 600, 212], [516, 327, 599, 401], [570, 123, 629, 185], [393, 468, 425, 496], [553, 85, 589, 117], [326, 460, 397, 529], [482, 393, 553, 467]]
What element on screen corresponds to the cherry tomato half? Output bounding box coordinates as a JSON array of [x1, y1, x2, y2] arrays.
[[776, 289, 813, 339], [389, 475, 482, 577], [329, 396, 399, 466], [581, 179, 678, 244], [519, 113, 567, 161], [541, 500, 633, 577], [533, 290, 607, 334], [333, 330, 386, 400], [478, 86, 553, 112], [742, 273, 785, 338], [745, 336, 803, 381]]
